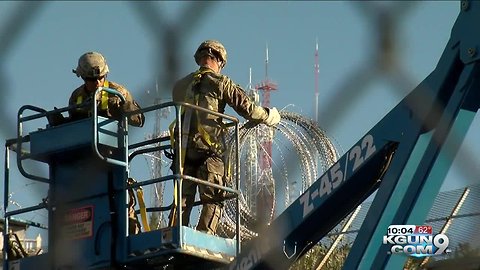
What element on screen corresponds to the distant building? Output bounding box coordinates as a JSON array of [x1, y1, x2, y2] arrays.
[[0, 218, 42, 264]]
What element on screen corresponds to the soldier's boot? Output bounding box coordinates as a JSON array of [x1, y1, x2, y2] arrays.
[[196, 204, 222, 235]]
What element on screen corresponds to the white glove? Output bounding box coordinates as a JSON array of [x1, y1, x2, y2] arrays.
[[264, 107, 281, 126]]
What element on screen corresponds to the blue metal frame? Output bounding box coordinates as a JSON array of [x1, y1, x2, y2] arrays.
[[4, 97, 242, 269], [92, 87, 128, 167], [228, 1, 480, 269], [123, 101, 242, 268], [346, 2, 480, 268], [7, 3, 479, 269]]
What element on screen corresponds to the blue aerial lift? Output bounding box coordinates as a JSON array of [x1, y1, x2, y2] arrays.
[[4, 88, 242, 270], [3, 1, 480, 269], [229, 1, 480, 269]]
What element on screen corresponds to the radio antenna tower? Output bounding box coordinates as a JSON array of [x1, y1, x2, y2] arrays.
[[245, 68, 260, 216], [315, 38, 320, 123], [256, 43, 277, 108], [145, 79, 170, 229], [254, 43, 277, 227]]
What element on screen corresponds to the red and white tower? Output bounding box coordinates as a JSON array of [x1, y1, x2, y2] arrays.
[[254, 44, 277, 227], [256, 44, 277, 168]]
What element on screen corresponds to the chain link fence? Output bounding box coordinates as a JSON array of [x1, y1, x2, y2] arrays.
[[315, 184, 480, 269], [1, 1, 477, 268]]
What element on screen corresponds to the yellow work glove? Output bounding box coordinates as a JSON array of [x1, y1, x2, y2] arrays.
[[264, 107, 281, 126]]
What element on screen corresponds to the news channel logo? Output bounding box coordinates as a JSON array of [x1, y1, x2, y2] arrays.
[[382, 225, 451, 257]]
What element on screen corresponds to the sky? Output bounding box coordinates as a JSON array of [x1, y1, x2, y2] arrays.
[[1, 1, 477, 242]]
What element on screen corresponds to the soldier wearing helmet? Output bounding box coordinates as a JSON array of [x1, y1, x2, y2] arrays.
[[168, 40, 280, 235], [68, 52, 145, 235], [68, 51, 145, 127]]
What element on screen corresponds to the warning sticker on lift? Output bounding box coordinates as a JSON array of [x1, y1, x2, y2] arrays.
[[62, 206, 94, 240]]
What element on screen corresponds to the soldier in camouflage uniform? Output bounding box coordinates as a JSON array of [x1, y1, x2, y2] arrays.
[[70, 51, 145, 235], [169, 40, 281, 235], [69, 51, 145, 127]]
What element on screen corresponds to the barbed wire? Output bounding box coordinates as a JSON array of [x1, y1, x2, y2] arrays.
[[1, 1, 477, 268]]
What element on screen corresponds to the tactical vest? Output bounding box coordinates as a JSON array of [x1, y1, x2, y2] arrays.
[[169, 69, 227, 172], [75, 80, 110, 113]]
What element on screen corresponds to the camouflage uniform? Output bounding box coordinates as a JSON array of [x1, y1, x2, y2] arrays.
[[170, 66, 270, 234], [68, 81, 144, 234], [68, 52, 145, 235], [68, 80, 144, 127]]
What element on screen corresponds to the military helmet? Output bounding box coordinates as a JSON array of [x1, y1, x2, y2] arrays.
[[73, 51, 109, 78], [194, 40, 227, 68]]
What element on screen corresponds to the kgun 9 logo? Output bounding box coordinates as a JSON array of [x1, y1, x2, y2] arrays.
[[383, 225, 451, 257]]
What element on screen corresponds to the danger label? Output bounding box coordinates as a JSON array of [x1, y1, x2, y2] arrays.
[[62, 206, 94, 240]]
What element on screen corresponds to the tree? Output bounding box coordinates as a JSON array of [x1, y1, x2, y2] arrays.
[[290, 234, 352, 270]]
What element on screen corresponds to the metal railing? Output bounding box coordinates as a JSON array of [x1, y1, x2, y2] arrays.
[[92, 87, 128, 167], [126, 101, 242, 254], [4, 95, 243, 266]]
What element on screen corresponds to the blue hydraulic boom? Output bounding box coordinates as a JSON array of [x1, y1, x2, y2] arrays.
[[227, 1, 480, 269], [3, 1, 479, 270]]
